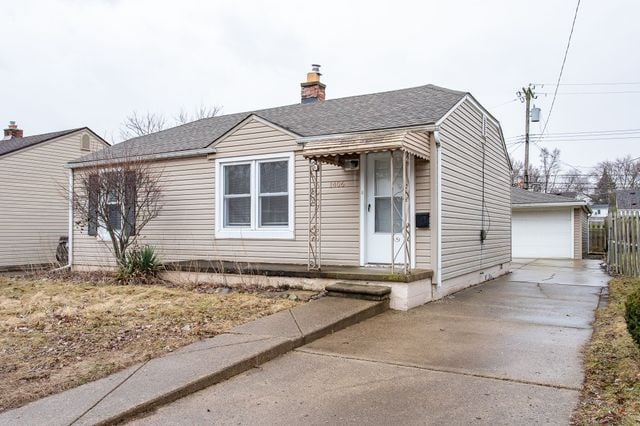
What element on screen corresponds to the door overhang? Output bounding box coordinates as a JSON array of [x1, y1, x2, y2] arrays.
[[301, 129, 431, 165], [303, 130, 427, 274]]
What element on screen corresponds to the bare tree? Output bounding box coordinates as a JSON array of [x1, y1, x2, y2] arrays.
[[539, 147, 561, 193], [510, 156, 543, 190], [175, 104, 222, 124], [612, 155, 640, 188], [71, 150, 163, 266], [510, 157, 523, 187], [120, 112, 167, 140], [556, 167, 590, 196]]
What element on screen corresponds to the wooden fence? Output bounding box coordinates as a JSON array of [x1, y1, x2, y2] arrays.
[[607, 211, 640, 276], [589, 222, 607, 254]]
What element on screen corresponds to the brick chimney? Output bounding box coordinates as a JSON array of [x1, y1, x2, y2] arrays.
[[3, 121, 23, 139], [300, 64, 326, 104]]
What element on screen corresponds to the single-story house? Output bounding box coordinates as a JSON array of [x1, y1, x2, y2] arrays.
[[0, 122, 109, 270], [512, 188, 591, 259], [67, 67, 512, 310]]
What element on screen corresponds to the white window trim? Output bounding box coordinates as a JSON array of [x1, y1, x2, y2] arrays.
[[215, 152, 295, 239]]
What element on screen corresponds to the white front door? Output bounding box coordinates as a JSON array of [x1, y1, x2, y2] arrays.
[[366, 152, 404, 264]]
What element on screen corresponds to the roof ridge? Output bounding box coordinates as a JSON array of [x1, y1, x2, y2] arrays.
[[11, 127, 84, 140], [108, 84, 467, 145]]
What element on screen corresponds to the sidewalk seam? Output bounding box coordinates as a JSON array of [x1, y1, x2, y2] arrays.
[[289, 309, 304, 337], [68, 360, 150, 426], [295, 349, 582, 391]]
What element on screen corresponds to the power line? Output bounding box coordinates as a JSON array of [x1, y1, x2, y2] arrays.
[[537, 90, 640, 95], [533, 81, 640, 86], [536, 0, 581, 144], [490, 98, 519, 109]]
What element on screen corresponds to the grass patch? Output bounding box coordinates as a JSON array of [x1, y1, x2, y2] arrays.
[[0, 276, 300, 412], [572, 277, 640, 425]]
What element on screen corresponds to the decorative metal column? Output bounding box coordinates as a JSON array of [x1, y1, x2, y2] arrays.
[[390, 151, 395, 273], [391, 150, 412, 274], [401, 150, 412, 274], [308, 159, 322, 271]]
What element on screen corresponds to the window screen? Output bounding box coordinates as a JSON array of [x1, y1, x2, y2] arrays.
[[259, 161, 288, 227], [223, 164, 251, 227]]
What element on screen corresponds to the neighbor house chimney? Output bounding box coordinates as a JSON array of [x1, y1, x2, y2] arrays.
[[300, 64, 326, 104], [3, 121, 23, 139]]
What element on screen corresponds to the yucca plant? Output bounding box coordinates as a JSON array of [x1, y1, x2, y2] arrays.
[[117, 245, 161, 283]]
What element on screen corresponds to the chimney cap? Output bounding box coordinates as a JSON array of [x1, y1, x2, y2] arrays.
[[311, 64, 321, 73]]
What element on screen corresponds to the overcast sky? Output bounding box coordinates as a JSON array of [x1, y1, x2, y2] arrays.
[[2, 0, 639, 171]]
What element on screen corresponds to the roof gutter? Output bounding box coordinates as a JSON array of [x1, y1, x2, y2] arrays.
[[66, 147, 217, 169], [297, 124, 437, 144]]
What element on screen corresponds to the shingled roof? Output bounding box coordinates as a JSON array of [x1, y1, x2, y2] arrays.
[[511, 187, 586, 206], [0, 128, 84, 157], [69, 84, 467, 165], [615, 189, 640, 210]]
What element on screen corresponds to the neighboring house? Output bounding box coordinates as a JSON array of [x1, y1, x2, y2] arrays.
[[589, 203, 609, 224], [0, 122, 109, 270], [512, 188, 591, 259], [67, 68, 512, 310], [615, 189, 640, 213]]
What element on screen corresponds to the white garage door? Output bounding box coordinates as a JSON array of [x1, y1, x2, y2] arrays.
[[512, 209, 573, 258]]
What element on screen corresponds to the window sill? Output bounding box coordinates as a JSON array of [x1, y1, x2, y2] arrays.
[[215, 228, 294, 240]]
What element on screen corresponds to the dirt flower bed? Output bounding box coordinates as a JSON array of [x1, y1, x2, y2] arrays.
[[0, 275, 301, 412], [572, 277, 640, 424]]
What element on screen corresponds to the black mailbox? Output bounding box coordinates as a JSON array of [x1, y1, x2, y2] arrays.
[[416, 212, 430, 229]]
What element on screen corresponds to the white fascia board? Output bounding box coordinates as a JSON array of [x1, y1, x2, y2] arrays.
[[66, 147, 216, 169], [436, 94, 511, 171], [512, 202, 587, 209]]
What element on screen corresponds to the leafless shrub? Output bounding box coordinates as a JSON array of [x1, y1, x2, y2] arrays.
[[70, 148, 163, 267]]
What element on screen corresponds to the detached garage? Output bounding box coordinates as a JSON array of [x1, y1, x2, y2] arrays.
[[511, 188, 591, 259]]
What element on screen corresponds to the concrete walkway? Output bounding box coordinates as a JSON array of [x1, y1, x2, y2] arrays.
[[131, 259, 608, 425], [0, 297, 387, 426]]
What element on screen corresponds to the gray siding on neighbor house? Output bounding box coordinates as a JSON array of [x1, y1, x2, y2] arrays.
[[73, 118, 362, 268], [0, 132, 105, 268], [439, 99, 511, 281]]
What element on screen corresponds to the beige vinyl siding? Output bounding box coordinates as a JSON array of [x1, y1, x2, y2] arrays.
[[439, 99, 511, 281], [404, 131, 431, 160], [73, 118, 361, 268], [414, 158, 431, 268], [574, 208, 587, 259], [0, 131, 106, 268]]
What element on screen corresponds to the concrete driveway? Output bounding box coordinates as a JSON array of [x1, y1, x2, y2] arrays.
[[132, 258, 608, 425]]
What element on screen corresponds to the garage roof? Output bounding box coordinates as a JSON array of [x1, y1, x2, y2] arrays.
[[512, 188, 591, 213]]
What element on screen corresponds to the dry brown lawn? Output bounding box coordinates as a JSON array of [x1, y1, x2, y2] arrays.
[[572, 277, 640, 425], [0, 276, 299, 412]]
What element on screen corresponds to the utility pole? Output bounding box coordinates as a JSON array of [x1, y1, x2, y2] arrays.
[[517, 85, 536, 190]]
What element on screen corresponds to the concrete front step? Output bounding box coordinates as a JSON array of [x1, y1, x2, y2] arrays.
[[0, 297, 388, 426], [326, 282, 392, 301]]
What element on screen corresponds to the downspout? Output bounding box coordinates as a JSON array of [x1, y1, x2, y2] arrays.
[[434, 129, 443, 288], [67, 168, 74, 268]]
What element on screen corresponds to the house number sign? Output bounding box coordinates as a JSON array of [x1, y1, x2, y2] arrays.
[[329, 181, 346, 188]]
